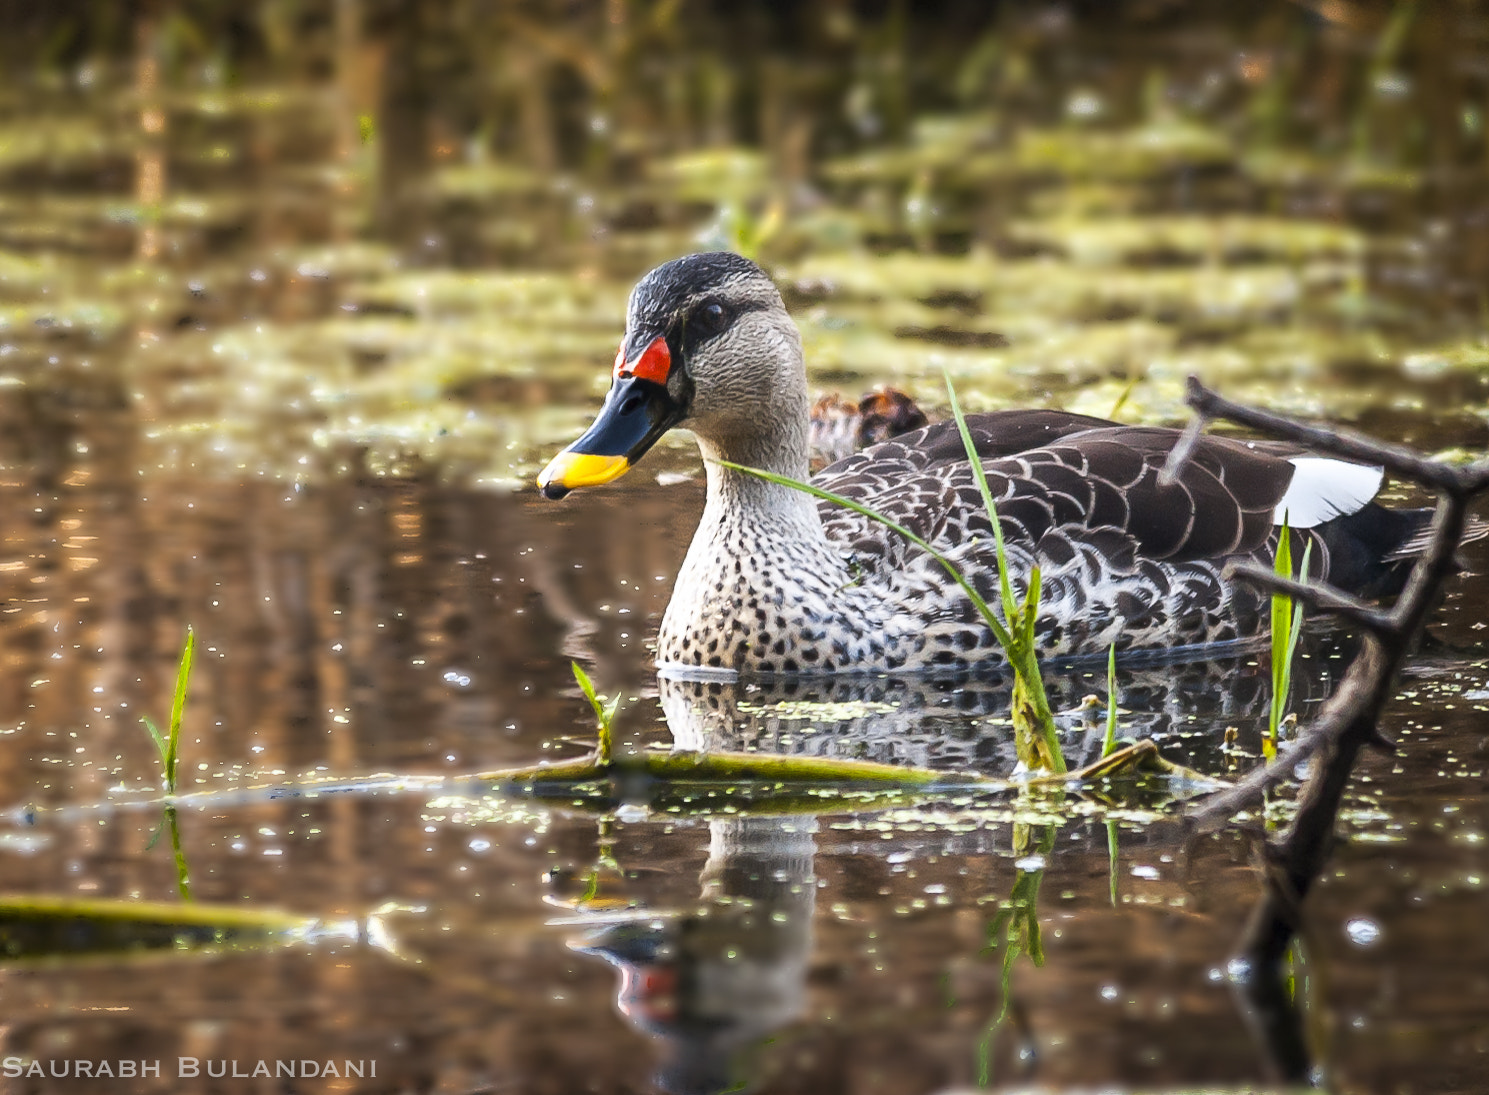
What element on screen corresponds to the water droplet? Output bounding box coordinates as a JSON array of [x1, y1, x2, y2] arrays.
[[1346, 917, 1382, 947]]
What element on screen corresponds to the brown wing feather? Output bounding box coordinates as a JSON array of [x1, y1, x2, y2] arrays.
[[816, 414, 1305, 568], [1033, 426, 1295, 560]]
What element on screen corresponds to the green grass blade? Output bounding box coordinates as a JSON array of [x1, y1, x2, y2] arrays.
[[164, 627, 195, 795], [572, 661, 602, 717], [716, 436, 1065, 773], [1020, 566, 1042, 647], [1269, 521, 1294, 741], [1108, 376, 1138, 420], [601, 695, 622, 762], [1276, 539, 1314, 748], [944, 372, 1017, 624], [1284, 542, 1314, 671], [1103, 644, 1119, 759], [1270, 526, 1315, 747], [942, 372, 1062, 773], [571, 661, 617, 763], [140, 716, 167, 766], [713, 460, 1015, 650]]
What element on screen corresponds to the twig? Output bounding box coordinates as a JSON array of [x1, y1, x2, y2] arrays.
[[1224, 561, 1393, 637], [1157, 410, 1211, 485], [1183, 376, 1489, 494]]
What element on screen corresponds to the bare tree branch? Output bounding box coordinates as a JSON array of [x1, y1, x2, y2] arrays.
[[1175, 382, 1489, 1006], [1184, 376, 1489, 495], [1223, 561, 1392, 636], [1158, 410, 1211, 486]]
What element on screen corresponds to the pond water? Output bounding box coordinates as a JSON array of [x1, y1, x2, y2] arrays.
[[3, 473, 1488, 1094], [3, 6, 1489, 1094]]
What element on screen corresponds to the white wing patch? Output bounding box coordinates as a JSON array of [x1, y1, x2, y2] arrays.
[[1274, 458, 1383, 528]]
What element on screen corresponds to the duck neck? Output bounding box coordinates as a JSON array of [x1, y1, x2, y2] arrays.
[[694, 410, 822, 533]]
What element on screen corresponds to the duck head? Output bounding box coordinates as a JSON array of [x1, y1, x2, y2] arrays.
[[538, 252, 805, 499]]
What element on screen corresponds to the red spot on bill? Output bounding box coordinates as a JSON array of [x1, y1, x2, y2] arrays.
[[611, 336, 671, 384]]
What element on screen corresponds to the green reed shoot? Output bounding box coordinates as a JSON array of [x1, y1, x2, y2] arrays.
[[572, 661, 621, 765], [944, 374, 1064, 773], [1102, 643, 1120, 759], [1106, 820, 1120, 907], [1268, 522, 1313, 758], [1107, 375, 1139, 421], [141, 626, 195, 795], [166, 807, 192, 901]]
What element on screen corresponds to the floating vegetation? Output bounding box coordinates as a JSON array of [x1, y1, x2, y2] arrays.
[[0, 894, 314, 962]]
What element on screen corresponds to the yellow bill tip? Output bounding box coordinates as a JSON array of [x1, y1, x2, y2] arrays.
[[537, 451, 631, 498]]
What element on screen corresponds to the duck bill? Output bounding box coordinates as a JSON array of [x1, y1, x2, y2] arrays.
[[538, 375, 685, 499]]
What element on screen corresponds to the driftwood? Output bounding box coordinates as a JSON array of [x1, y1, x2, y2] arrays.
[[1171, 377, 1489, 1081]]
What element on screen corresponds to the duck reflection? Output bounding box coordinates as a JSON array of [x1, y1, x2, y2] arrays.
[[566, 817, 816, 1095], [659, 637, 1348, 775], [559, 639, 1349, 1093]]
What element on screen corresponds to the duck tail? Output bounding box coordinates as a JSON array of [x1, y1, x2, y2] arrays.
[[1316, 505, 1489, 599], [1382, 511, 1489, 562]]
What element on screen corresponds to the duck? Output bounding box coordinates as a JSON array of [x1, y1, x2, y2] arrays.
[[537, 251, 1444, 676], [808, 387, 928, 467]]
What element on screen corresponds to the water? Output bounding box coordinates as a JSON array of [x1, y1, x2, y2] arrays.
[[3, 472, 1488, 1092], [3, 5, 1489, 1093]]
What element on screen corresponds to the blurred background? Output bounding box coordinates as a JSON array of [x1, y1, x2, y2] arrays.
[[2, 3, 1489, 1093], [1, 0, 1487, 488]]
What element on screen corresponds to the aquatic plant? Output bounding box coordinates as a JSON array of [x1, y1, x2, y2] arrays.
[[138, 627, 196, 900], [944, 376, 1064, 774], [571, 661, 621, 764], [0, 894, 313, 959], [1106, 820, 1120, 907], [1102, 644, 1120, 760], [1268, 522, 1312, 758], [141, 626, 195, 796]]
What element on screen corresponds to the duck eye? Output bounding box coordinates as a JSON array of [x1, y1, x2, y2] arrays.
[[695, 301, 730, 336]]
